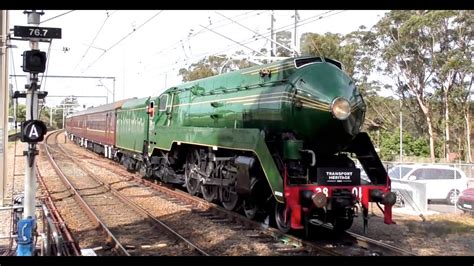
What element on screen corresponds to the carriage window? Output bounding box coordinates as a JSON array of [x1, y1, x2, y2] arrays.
[[159, 95, 168, 111]]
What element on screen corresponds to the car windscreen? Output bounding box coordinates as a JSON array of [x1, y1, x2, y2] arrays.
[[388, 166, 412, 179]]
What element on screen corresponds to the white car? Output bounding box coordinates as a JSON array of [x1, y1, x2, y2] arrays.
[[388, 165, 469, 205]]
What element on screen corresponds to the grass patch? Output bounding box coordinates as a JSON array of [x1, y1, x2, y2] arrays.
[[404, 214, 474, 236]]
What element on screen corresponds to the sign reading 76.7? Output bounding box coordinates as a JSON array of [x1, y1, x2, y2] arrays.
[[14, 25, 62, 39]]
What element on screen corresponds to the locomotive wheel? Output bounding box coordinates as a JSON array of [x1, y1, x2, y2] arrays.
[[138, 162, 152, 178], [243, 200, 258, 220], [303, 214, 319, 239], [242, 178, 261, 220], [201, 185, 218, 202], [332, 217, 354, 232], [219, 185, 241, 211], [274, 202, 291, 233], [185, 150, 201, 196]]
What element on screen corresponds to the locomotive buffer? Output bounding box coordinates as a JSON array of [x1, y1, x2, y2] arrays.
[[12, 10, 61, 256]]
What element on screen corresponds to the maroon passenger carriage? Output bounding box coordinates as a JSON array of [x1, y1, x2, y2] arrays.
[[65, 99, 129, 159]]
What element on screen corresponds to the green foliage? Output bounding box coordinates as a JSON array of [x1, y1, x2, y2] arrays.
[[178, 51, 256, 82], [300, 32, 356, 77], [15, 104, 26, 122], [275, 31, 292, 57], [372, 129, 430, 161], [175, 10, 473, 162]]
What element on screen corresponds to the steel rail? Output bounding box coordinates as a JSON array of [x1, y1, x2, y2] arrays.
[[44, 131, 131, 256], [49, 131, 209, 256]]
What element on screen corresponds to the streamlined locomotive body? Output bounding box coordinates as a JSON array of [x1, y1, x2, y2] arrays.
[[66, 56, 396, 235]]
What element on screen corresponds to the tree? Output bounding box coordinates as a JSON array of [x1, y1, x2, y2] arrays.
[[300, 32, 356, 77], [15, 104, 26, 122], [275, 30, 292, 57], [300, 30, 396, 131], [373, 10, 449, 162], [178, 51, 256, 82], [450, 10, 474, 163]]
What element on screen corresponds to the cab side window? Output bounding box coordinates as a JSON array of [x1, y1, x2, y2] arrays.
[[159, 94, 168, 111]]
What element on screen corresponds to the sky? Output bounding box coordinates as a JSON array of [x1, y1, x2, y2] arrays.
[[7, 10, 389, 110]]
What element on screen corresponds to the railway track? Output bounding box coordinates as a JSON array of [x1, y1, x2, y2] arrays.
[[36, 165, 82, 256], [344, 230, 417, 256], [43, 131, 339, 256], [54, 130, 416, 256], [43, 130, 208, 256]]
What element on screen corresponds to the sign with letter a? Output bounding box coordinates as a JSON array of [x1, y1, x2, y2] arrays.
[[21, 120, 47, 143]]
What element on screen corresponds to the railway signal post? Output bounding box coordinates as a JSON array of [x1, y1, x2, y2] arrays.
[[12, 10, 61, 256]]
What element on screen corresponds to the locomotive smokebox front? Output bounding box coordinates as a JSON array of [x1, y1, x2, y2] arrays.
[[283, 59, 366, 154]]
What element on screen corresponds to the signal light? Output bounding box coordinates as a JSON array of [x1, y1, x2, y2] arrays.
[[22, 50, 47, 73]]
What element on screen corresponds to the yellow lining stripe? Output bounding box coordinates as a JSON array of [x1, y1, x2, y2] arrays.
[[227, 95, 292, 104], [242, 100, 291, 106], [302, 103, 329, 111], [172, 92, 331, 109], [118, 107, 147, 113], [295, 94, 329, 107], [86, 128, 107, 133], [172, 91, 291, 107]]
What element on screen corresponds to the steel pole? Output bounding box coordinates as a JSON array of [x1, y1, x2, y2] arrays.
[[0, 10, 8, 207], [17, 10, 43, 256]]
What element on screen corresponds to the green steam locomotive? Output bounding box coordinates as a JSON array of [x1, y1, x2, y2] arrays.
[[66, 56, 396, 236]]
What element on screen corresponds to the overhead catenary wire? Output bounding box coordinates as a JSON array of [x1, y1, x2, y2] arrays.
[[39, 10, 75, 25], [156, 10, 265, 56], [140, 10, 268, 70], [74, 10, 117, 72], [83, 10, 163, 73], [198, 24, 265, 56], [144, 10, 341, 75], [214, 11, 297, 56], [142, 10, 344, 77]]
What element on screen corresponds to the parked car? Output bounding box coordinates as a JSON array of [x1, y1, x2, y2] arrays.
[[456, 188, 474, 214], [388, 164, 469, 205]]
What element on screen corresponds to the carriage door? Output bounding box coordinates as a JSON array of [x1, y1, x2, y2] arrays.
[[105, 112, 110, 141], [165, 92, 175, 127]]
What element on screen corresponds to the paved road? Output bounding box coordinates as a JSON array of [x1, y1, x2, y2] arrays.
[[428, 203, 461, 214]]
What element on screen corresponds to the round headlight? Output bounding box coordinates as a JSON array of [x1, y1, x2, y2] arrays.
[[331, 97, 351, 120]]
